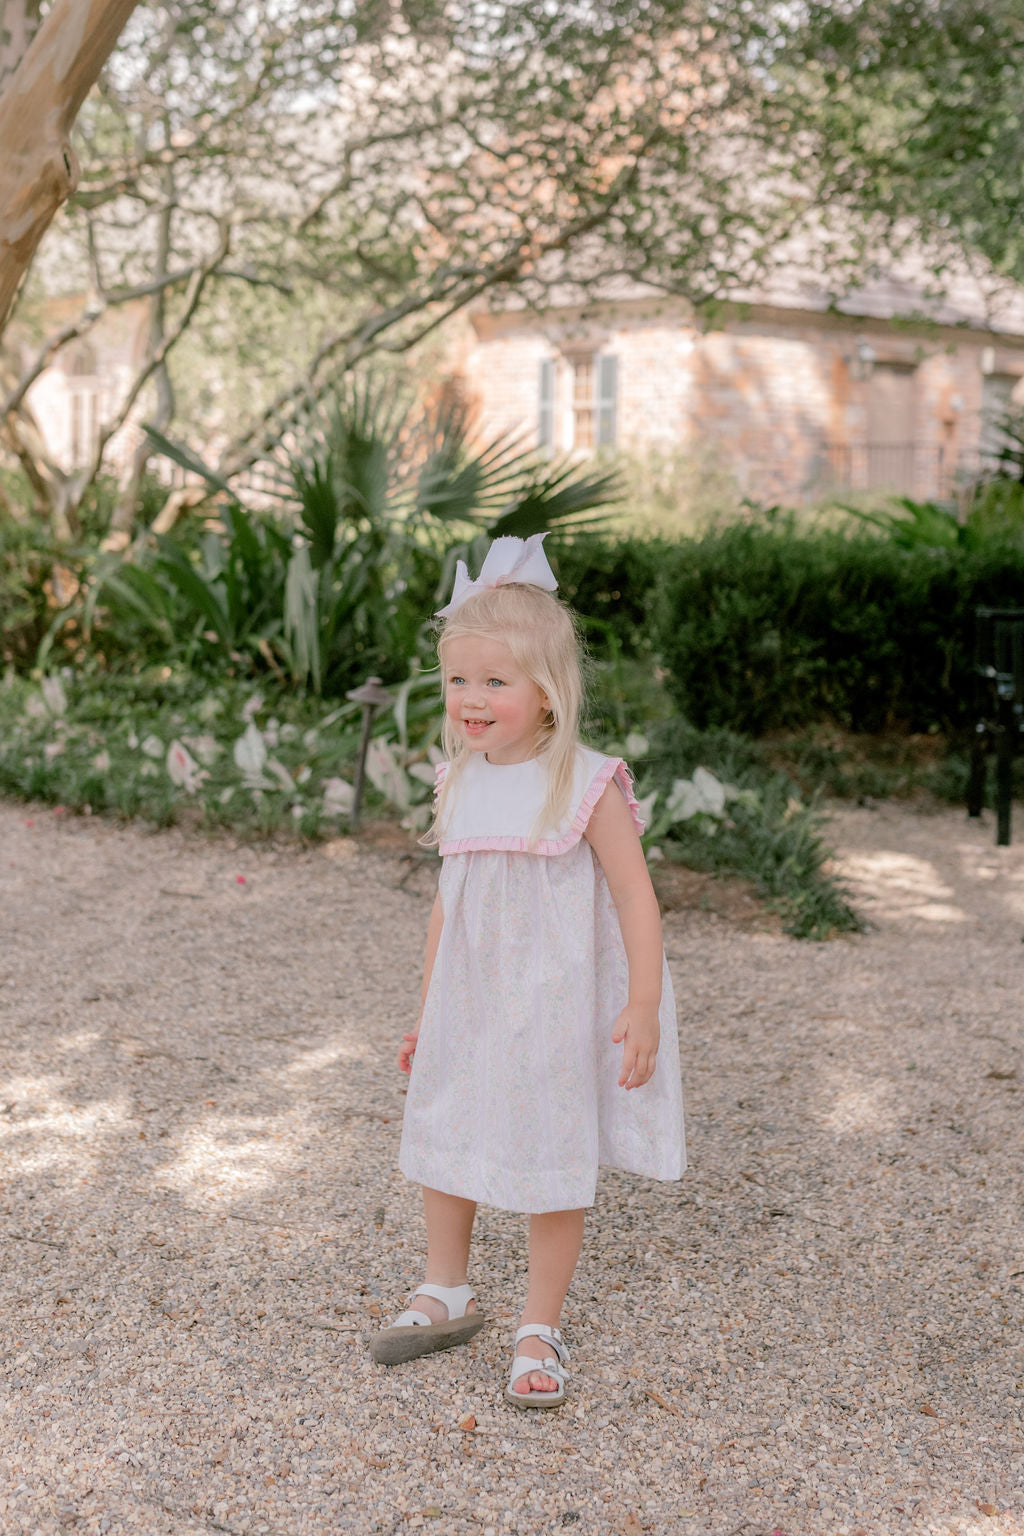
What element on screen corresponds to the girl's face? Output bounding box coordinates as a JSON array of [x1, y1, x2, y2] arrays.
[[443, 634, 550, 764]]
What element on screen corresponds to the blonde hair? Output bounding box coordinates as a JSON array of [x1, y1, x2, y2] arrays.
[[424, 582, 586, 847]]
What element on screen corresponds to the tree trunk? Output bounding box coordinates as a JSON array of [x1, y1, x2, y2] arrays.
[[0, 1, 44, 95], [0, 0, 141, 337]]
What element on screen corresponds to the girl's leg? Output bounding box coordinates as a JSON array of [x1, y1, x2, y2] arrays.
[[512, 1208, 585, 1395], [411, 1185, 479, 1321]]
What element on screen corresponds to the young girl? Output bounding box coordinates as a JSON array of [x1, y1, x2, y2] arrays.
[[372, 534, 686, 1409]]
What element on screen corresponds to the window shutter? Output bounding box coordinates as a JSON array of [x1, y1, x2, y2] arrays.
[[538, 358, 556, 451], [596, 354, 618, 447]]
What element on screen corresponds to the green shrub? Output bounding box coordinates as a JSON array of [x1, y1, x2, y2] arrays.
[[653, 522, 1024, 736], [1, 513, 59, 668], [628, 717, 862, 939], [548, 533, 683, 662], [0, 666, 373, 836]]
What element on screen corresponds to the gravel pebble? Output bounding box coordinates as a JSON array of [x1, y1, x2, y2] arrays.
[[0, 797, 1022, 1535]]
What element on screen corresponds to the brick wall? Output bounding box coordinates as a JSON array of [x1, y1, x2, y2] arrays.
[[460, 299, 1024, 503]]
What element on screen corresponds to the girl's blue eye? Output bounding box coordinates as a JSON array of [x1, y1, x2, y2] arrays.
[[487, 678, 505, 687], [450, 676, 465, 686]]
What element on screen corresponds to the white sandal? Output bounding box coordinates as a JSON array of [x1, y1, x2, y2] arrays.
[[503, 1323, 569, 1410], [370, 1282, 485, 1366]]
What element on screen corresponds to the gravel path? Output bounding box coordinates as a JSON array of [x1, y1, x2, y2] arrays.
[[1, 797, 1022, 1536]]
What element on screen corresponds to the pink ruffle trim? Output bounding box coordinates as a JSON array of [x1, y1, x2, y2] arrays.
[[437, 757, 644, 857]]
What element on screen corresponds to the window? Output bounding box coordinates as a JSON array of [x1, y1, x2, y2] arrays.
[[66, 341, 102, 468], [980, 373, 1020, 467], [69, 387, 101, 467], [568, 353, 618, 451]]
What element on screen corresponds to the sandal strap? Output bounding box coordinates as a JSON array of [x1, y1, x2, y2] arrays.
[[388, 1282, 476, 1331], [392, 1308, 433, 1328], [513, 1323, 569, 1365], [414, 1282, 475, 1318], [508, 1352, 566, 1392]]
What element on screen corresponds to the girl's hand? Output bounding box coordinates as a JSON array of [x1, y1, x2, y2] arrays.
[[398, 1028, 420, 1074], [612, 1004, 660, 1090]]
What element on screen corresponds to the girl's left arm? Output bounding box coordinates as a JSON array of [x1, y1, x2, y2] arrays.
[[584, 780, 664, 1090]]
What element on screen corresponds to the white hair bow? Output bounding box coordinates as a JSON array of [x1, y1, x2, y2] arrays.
[[435, 533, 559, 618]]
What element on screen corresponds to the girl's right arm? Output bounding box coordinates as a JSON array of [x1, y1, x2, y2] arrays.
[[398, 890, 444, 1073]]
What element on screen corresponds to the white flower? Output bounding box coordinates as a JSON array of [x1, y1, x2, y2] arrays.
[[726, 786, 760, 812], [140, 760, 158, 778], [636, 789, 659, 827], [140, 733, 164, 759], [322, 777, 355, 816], [365, 737, 411, 810], [266, 758, 296, 793], [166, 739, 207, 793], [291, 803, 305, 821], [240, 693, 264, 724], [408, 761, 439, 788], [92, 750, 111, 772], [624, 730, 649, 758], [24, 694, 47, 719], [645, 844, 664, 862], [666, 767, 727, 823], [219, 787, 235, 805], [197, 695, 221, 723], [296, 765, 312, 785], [44, 740, 65, 761], [263, 717, 280, 748], [127, 731, 139, 749], [41, 676, 67, 717], [233, 724, 268, 786], [181, 733, 221, 766], [400, 804, 432, 833], [279, 723, 299, 742], [302, 728, 319, 749]]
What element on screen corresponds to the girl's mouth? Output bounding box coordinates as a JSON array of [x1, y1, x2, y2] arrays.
[[463, 719, 492, 735]]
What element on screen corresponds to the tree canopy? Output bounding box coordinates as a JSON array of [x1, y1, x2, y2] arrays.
[[4, 0, 1024, 534], [773, 1, 1024, 284]]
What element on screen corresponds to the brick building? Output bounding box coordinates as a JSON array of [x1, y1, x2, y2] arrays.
[[453, 263, 1024, 504]]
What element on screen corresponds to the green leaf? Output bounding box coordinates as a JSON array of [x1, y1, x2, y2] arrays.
[[143, 424, 235, 497], [153, 542, 231, 646]]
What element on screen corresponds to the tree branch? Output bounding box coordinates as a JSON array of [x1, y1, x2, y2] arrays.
[[1, 263, 209, 420], [219, 148, 650, 477], [0, 0, 142, 334], [86, 222, 230, 484]]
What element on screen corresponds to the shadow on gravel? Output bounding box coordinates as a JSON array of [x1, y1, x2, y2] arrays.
[[0, 802, 1022, 1536]]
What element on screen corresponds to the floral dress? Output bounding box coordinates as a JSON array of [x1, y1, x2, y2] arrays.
[[398, 746, 687, 1213]]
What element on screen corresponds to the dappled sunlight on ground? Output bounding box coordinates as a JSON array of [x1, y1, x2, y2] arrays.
[[155, 1122, 299, 1205], [282, 1036, 369, 1077], [839, 848, 969, 924], [1, 798, 1022, 1536], [818, 1074, 898, 1136], [826, 803, 1024, 933]]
